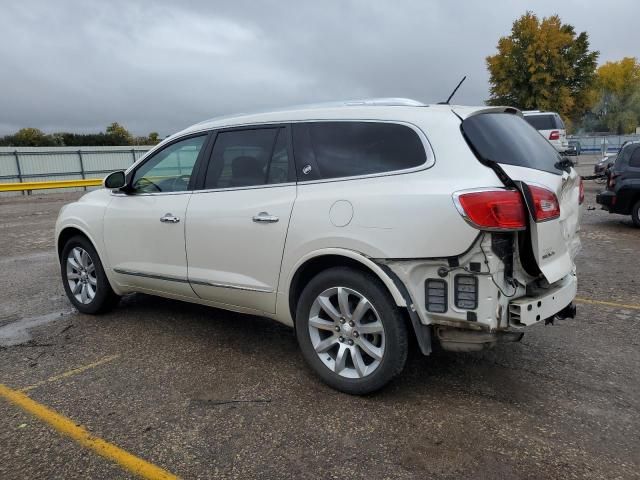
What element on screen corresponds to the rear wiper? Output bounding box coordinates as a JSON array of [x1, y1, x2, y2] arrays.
[[555, 157, 574, 172]]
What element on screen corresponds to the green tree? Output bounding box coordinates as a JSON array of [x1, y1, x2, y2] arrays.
[[147, 132, 160, 144], [486, 12, 599, 126], [591, 57, 640, 134], [105, 122, 133, 145], [9, 128, 59, 146]]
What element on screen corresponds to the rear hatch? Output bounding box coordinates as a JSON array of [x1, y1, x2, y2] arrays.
[[455, 107, 581, 284]]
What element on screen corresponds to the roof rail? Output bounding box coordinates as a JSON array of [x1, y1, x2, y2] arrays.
[[192, 98, 426, 127]]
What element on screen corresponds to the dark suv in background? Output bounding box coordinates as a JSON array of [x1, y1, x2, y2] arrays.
[[596, 141, 640, 226]]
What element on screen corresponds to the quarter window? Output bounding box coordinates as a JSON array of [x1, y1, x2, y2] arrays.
[[292, 122, 426, 181], [131, 135, 206, 193], [204, 128, 291, 189], [629, 146, 640, 168]]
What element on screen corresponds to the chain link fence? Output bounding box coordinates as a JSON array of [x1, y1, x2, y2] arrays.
[[568, 134, 640, 155]]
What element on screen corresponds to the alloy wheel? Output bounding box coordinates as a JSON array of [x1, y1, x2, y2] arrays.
[[66, 246, 97, 304], [308, 286, 385, 379]]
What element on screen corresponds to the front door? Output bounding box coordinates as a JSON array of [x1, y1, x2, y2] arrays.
[[103, 134, 208, 298], [186, 126, 296, 313]]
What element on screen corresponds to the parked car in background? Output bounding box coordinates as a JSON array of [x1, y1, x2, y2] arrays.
[[523, 110, 569, 153], [594, 153, 616, 175], [596, 141, 640, 226], [55, 99, 582, 394], [566, 139, 581, 156]]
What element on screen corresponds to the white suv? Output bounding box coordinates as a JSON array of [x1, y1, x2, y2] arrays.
[[522, 110, 569, 153], [56, 99, 583, 394]]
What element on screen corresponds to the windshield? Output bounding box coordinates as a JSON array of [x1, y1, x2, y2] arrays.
[[462, 113, 563, 175]]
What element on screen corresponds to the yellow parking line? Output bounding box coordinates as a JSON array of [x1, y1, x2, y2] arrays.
[[575, 297, 640, 311], [0, 383, 179, 480], [21, 354, 120, 393]]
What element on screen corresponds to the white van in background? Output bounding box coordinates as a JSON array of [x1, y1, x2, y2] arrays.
[[523, 111, 568, 153]]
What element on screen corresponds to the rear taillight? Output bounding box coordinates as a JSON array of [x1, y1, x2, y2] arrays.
[[608, 174, 617, 189], [529, 185, 560, 221], [454, 189, 527, 231], [579, 177, 584, 205], [549, 130, 560, 141]]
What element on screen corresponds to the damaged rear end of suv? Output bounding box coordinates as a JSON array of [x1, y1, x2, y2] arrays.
[[380, 106, 583, 354]]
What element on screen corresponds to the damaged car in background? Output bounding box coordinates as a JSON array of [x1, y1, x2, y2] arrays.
[[55, 98, 583, 394]]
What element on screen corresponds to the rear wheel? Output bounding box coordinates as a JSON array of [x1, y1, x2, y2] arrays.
[[61, 235, 119, 314], [632, 200, 640, 228], [295, 267, 408, 395]]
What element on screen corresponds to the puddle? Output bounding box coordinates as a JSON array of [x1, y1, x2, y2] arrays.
[[0, 311, 73, 347]]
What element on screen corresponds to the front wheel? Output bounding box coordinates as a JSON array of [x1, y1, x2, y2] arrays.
[[295, 267, 408, 395], [60, 235, 119, 314]]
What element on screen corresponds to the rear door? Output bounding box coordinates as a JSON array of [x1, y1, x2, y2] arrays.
[[185, 125, 296, 314], [458, 109, 581, 284]]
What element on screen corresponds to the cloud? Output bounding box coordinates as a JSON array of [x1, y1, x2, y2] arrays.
[[0, 0, 637, 136]]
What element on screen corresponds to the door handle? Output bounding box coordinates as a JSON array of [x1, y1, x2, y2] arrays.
[[160, 213, 180, 223], [252, 212, 279, 223]]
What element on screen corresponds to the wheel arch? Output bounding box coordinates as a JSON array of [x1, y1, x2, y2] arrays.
[[286, 249, 407, 322], [56, 225, 99, 262]]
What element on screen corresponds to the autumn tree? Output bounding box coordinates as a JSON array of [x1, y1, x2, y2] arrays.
[[591, 57, 640, 134], [105, 122, 133, 145], [486, 12, 599, 125]]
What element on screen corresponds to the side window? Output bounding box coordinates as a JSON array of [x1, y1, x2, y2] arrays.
[[629, 146, 640, 168], [204, 128, 291, 189], [292, 122, 426, 181], [131, 135, 206, 193]]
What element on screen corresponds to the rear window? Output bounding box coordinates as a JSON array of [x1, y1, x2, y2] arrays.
[[462, 113, 562, 175], [524, 114, 564, 130], [292, 121, 426, 181]]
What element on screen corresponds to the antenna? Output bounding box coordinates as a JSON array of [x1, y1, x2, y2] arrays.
[[439, 76, 467, 105]]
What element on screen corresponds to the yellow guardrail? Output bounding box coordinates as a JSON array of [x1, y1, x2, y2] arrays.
[[0, 178, 103, 192]]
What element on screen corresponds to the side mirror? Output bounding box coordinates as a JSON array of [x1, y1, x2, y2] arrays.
[[103, 170, 126, 190]]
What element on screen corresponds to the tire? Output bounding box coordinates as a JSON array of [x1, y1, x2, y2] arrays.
[[295, 267, 408, 395], [632, 200, 640, 228], [60, 235, 119, 314]]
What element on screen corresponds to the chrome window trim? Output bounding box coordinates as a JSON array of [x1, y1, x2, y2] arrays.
[[191, 182, 296, 196], [110, 190, 193, 197]]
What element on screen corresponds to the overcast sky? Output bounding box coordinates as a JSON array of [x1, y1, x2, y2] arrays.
[[0, 0, 637, 136]]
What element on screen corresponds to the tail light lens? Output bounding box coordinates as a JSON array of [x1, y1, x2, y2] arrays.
[[529, 185, 561, 221], [454, 189, 526, 231], [549, 130, 560, 140], [608, 174, 617, 189], [579, 177, 584, 205]]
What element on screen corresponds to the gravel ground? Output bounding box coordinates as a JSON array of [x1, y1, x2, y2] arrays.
[[0, 156, 639, 479]]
